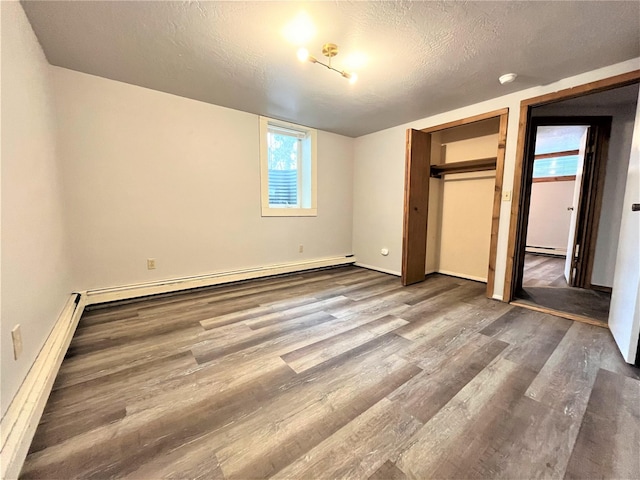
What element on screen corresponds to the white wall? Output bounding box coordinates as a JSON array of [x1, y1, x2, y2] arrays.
[[526, 180, 575, 253], [534, 102, 638, 287], [352, 57, 640, 299], [52, 67, 354, 290], [0, 2, 73, 416]]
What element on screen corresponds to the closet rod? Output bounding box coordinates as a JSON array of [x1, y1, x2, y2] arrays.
[[430, 157, 497, 178]]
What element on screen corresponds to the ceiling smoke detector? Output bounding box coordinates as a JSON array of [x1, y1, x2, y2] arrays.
[[499, 73, 518, 85]]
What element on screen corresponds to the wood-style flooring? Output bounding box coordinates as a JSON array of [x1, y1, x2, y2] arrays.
[[21, 266, 640, 479], [519, 254, 611, 324]]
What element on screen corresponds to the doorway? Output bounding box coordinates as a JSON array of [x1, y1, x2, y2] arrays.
[[505, 75, 640, 331], [514, 117, 612, 325]]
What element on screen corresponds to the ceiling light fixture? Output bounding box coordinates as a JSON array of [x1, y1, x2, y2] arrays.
[[297, 43, 358, 84]]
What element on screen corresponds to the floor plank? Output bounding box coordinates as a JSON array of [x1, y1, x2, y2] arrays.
[[564, 368, 640, 479], [520, 254, 611, 323], [21, 266, 640, 479]]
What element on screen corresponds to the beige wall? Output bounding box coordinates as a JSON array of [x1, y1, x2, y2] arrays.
[[52, 67, 354, 290], [0, 2, 73, 416], [352, 57, 639, 298], [526, 180, 576, 253], [426, 120, 499, 281]]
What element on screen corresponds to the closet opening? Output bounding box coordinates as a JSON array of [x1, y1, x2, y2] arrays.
[[402, 108, 508, 298]]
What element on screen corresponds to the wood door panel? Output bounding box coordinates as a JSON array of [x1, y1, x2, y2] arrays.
[[402, 129, 431, 286]]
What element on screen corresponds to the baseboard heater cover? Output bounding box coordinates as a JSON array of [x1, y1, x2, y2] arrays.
[[85, 255, 356, 305], [0, 293, 86, 480], [525, 246, 567, 256]]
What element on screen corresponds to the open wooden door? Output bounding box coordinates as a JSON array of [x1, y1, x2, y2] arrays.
[[402, 129, 431, 286], [609, 88, 640, 363], [564, 128, 589, 285]]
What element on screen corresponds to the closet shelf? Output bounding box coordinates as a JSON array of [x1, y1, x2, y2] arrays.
[[430, 157, 497, 178]]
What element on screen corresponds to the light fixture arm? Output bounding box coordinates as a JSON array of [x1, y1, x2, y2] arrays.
[[311, 57, 352, 80], [297, 43, 357, 83]]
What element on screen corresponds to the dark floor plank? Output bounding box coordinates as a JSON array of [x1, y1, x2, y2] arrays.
[[389, 334, 509, 423], [368, 460, 407, 480], [395, 356, 535, 478], [564, 368, 640, 480], [272, 398, 421, 479], [480, 307, 572, 372], [525, 322, 607, 415]]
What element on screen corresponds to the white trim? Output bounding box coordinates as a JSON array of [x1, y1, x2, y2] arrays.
[[86, 256, 356, 305], [354, 262, 401, 277], [0, 293, 86, 480], [261, 207, 317, 217], [492, 293, 504, 301], [437, 269, 488, 283]]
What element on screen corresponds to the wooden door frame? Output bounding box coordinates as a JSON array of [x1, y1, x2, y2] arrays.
[[503, 70, 640, 302], [515, 116, 612, 294], [401, 108, 509, 299]]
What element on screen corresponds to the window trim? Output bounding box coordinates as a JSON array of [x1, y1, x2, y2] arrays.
[[259, 116, 317, 217]]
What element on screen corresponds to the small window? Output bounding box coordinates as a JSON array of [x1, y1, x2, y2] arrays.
[[259, 116, 317, 216], [532, 155, 579, 179]]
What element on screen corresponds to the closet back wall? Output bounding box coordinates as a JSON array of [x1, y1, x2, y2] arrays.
[[53, 68, 354, 291], [427, 120, 499, 282]]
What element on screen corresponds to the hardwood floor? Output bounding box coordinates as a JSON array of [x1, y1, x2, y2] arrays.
[[522, 253, 567, 288], [21, 266, 639, 479], [520, 254, 611, 324]]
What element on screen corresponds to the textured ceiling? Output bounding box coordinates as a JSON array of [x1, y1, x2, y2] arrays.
[[21, 1, 640, 137]]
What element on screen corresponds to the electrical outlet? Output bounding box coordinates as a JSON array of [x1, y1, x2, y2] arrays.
[[298, 245, 304, 253], [502, 190, 512, 202], [147, 258, 156, 270], [12, 325, 23, 360]]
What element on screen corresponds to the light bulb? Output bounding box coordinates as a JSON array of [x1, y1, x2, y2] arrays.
[[282, 12, 316, 45], [297, 47, 309, 62], [349, 72, 358, 84]]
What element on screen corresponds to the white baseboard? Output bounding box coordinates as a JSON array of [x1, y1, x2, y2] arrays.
[[85, 255, 356, 305], [0, 293, 86, 480], [354, 262, 401, 277], [436, 269, 488, 283], [492, 293, 504, 301]]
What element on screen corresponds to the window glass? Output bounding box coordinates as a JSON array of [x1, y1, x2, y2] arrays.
[[259, 117, 317, 216], [267, 132, 300, 207], [533, 155, 580, 178]]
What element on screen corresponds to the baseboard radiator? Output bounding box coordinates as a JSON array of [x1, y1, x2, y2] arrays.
[[85, 255, 356, 305], [0, 293, 86, 480], [525, 245, 567, 257], [0, 255, 357, 478]]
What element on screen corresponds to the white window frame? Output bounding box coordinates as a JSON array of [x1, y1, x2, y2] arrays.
[[259, 116, 317, 217]]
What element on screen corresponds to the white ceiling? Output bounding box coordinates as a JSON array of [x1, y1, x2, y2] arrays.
[[21, 1, 640, 137]]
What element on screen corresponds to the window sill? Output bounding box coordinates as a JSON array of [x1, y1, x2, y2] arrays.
[[262, 208, 317, 217]]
